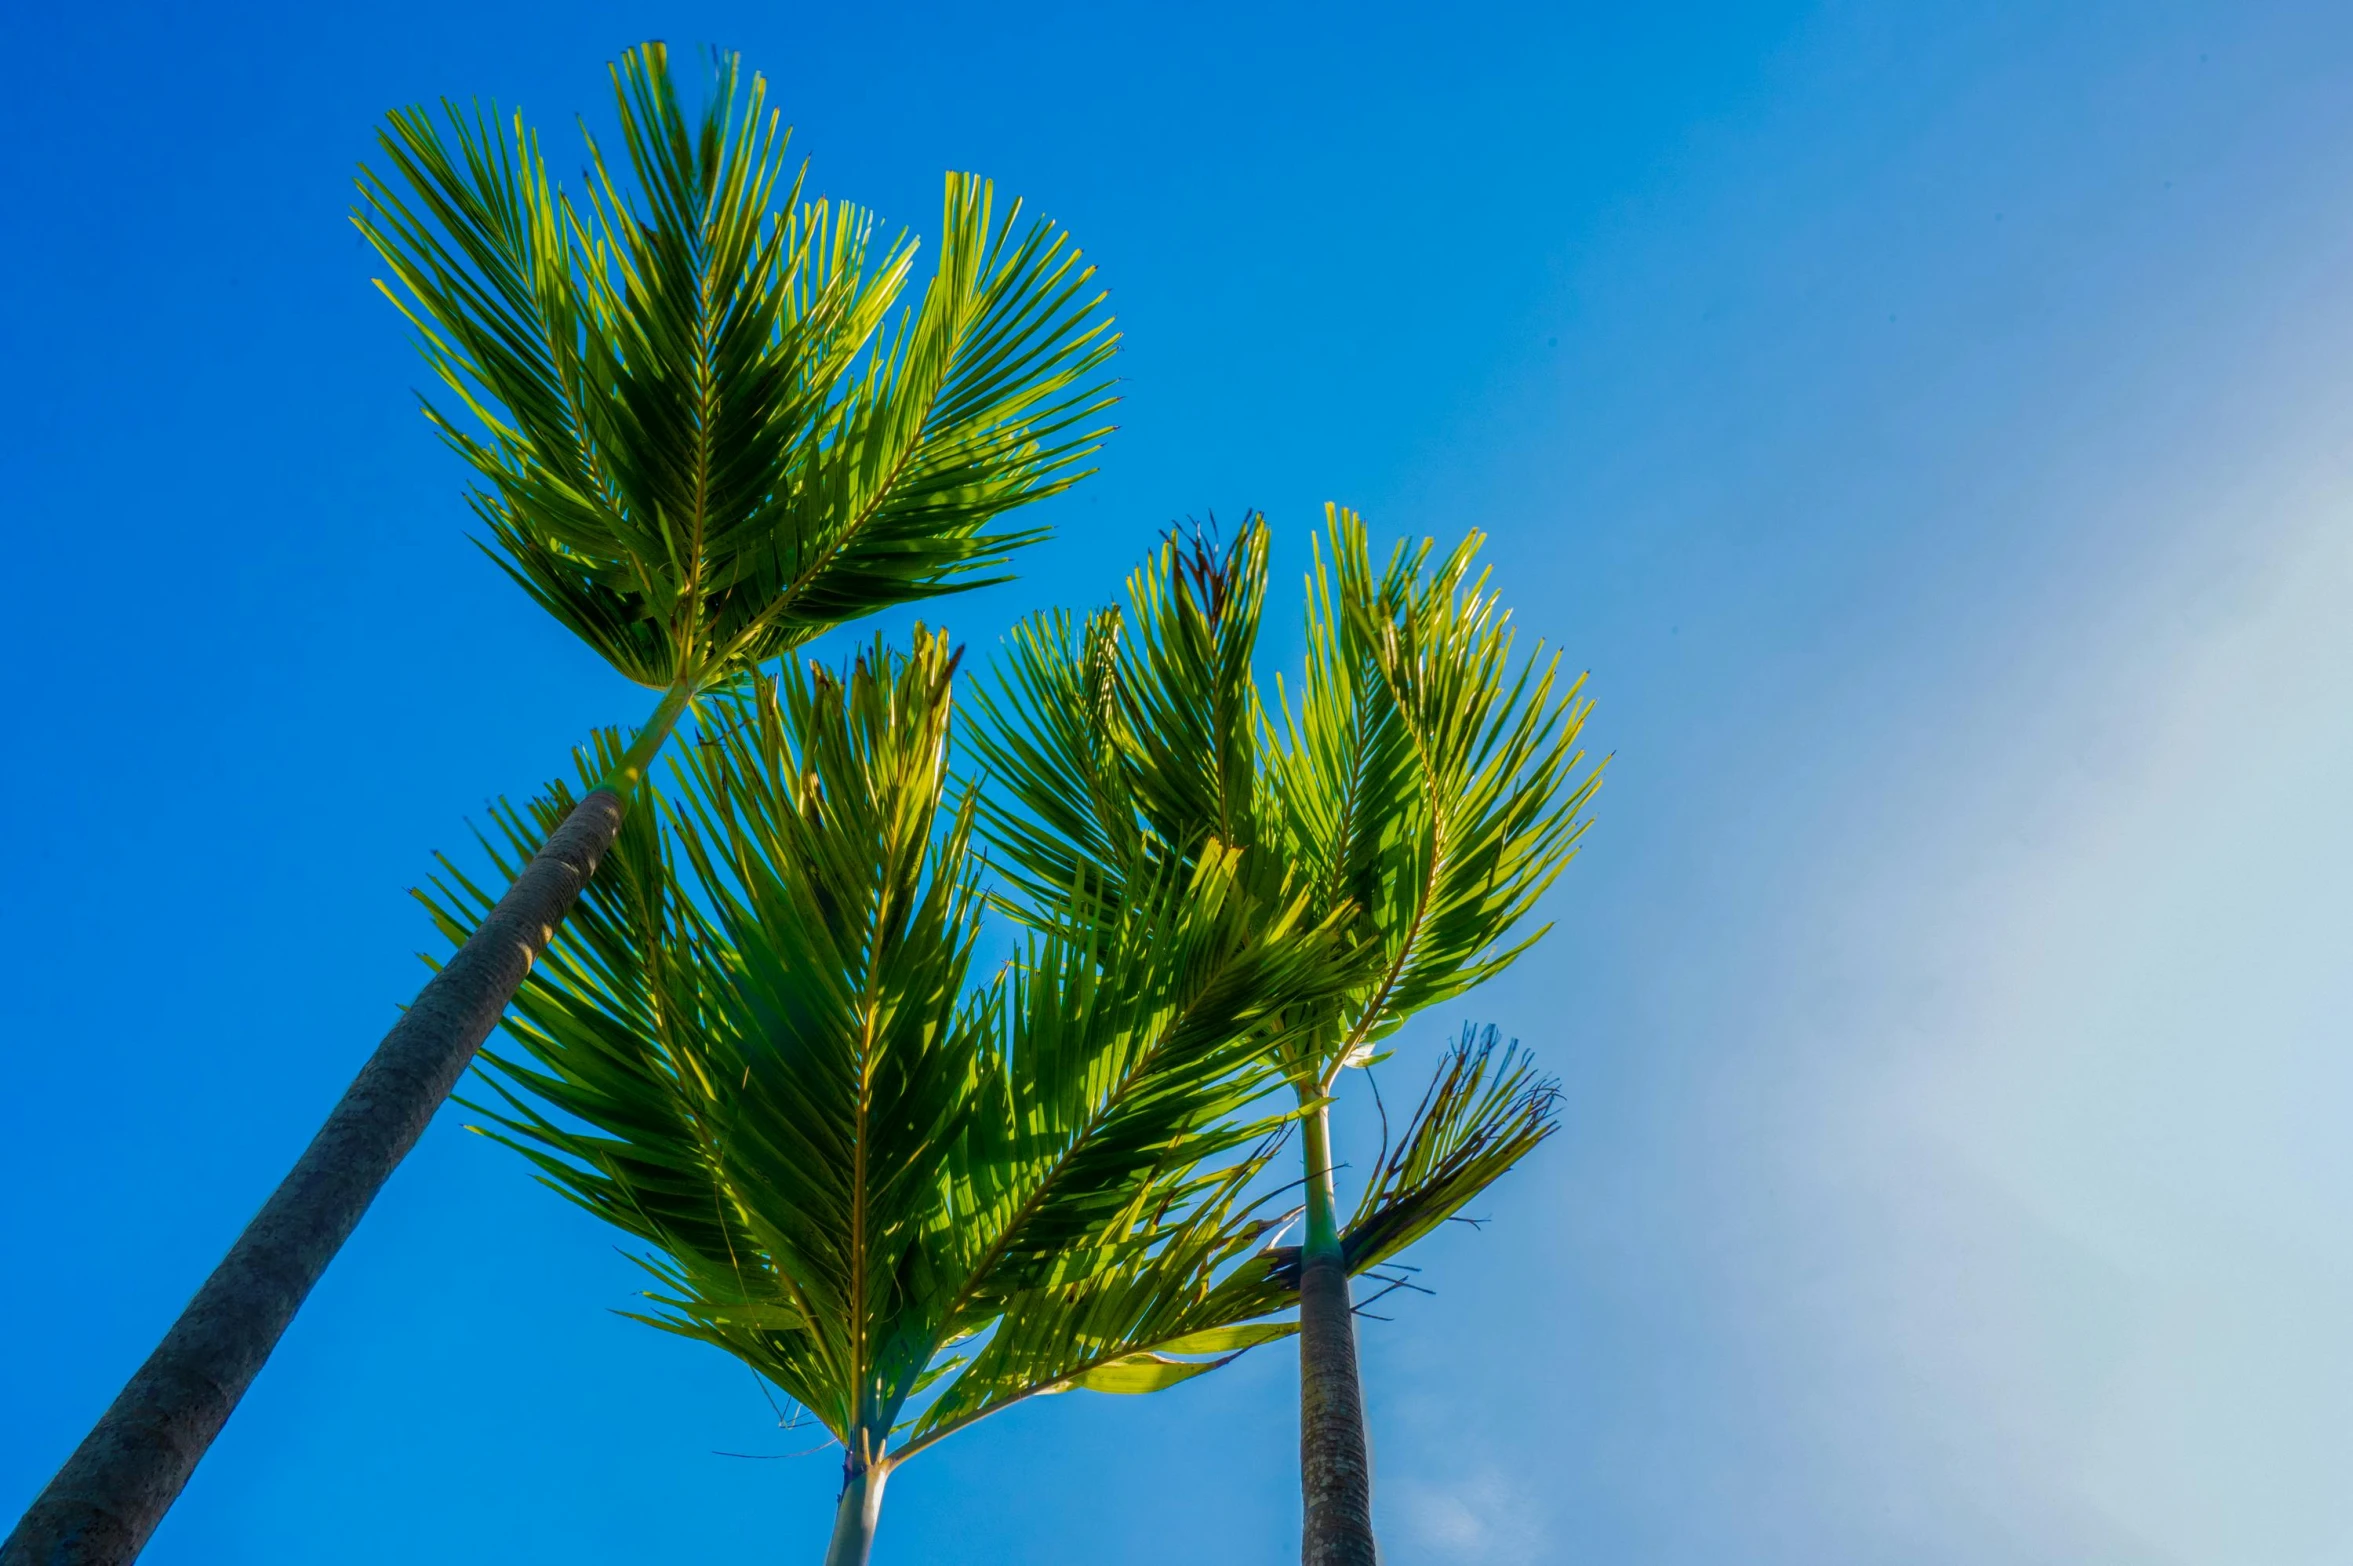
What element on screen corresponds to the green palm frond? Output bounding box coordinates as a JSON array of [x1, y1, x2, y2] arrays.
[[1270, 504, 1599, 1085], [898, 1157, 1298, 1456], [963, 514, 1282, 914], [425, 634, 988, 1445], [964, 505, 1596, 1316], [1120, 521, 1272, 861], [961, 603, 1141, 910], [1224, 1027, 1559, 1294], [971, 505, 1597, 1075], [422, 627, 1347, 1487], [355, 42, 1116, 692], [1337, 1024, 1559, 1274], [936, 847, 1332, 1308]]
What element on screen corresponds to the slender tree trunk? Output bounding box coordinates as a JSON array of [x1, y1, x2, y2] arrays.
[[822, 1455, 888, 1566], [1298, 1101, 1378, 1566], [3, 686, 693, 1566]]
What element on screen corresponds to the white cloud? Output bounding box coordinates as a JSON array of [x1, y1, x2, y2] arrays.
[[1393, 1468, 1546, 1565], [1754, 487, 2353, 1563]]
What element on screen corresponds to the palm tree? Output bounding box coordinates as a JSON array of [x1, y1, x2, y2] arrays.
[[3, 44, 1113, 1566], [963, 509, 1599, 1565], [423, 629, 1348, 1565]]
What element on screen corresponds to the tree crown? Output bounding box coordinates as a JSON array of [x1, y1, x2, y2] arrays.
[[964, 506, 1598, 1283], [423, 629, 1350, 1471], [356, 42, 1116, 694]]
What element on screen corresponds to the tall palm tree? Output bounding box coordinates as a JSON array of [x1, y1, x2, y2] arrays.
[[964, 509, 1599, 1565], [3, 44, 1114, 1566], [424, 629, 1348, 1565]]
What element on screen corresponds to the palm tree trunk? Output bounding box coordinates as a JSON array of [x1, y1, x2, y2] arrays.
[[822, 1455, 888, 1566], [1298, 1100, 1378, 1566], [2, 684, 694, 1566]]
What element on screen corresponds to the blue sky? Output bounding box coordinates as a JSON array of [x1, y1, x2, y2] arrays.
[[7, 2, 2353, 1561]]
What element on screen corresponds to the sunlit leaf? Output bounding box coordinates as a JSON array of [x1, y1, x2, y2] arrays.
[[426, 630, 1348, 1477], [356, 42, 1117, 695], [1069, 1353, 1225, 1395], [965, 506, 1591, 1300], [1154, 1320, 1299, 1356]]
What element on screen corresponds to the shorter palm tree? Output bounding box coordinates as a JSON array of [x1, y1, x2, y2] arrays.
[[426, 629, 1350, 1564], [965, 510, 1600, 1565]]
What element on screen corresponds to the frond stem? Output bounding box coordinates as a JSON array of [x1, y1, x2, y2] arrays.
[[1299, 1098, 1344, 1262]]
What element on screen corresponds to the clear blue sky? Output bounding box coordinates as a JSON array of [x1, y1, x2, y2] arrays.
[[7, 3, 2353, 1562]]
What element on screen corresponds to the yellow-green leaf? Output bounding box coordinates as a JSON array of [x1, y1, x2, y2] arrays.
[[1155, 1320, 1297, 1356], [1069, 1353, 1222, 1394], [686, 1301, 806, 1332]]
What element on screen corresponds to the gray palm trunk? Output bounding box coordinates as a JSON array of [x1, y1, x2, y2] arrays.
[[1298, 1101, 1379, 1566], [3, 693, 688, 1566], [822, 1456, 889, 1566]]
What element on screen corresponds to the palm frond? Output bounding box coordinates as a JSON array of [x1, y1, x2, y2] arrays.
[[900, 1158, 1299, 1456], [1270, 505, 1601, 1082], [959, 605, 1140, 911], [963, 515, 1281, 914], [354, 41, 1115, 692], [1120, 519, 1272, 860], [1232, 1028, 1558, 1291], [427, 626, 1344, 1481], [656, 636, 990, 1445], [961, 505, 1594, 1326], [425, 632, 985, 1448], [937, 847, 1333, 1311], [1336, 1024, 1559, 1273], [969, 505, 1597, 1084]]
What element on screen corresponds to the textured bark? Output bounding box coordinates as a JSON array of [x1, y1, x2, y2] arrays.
[[1298, 1100, 1378, 1566], [3, 789, 629, 1566], [1299, 1250, 1378, 1566], [822, 1458, 888, 1566]]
